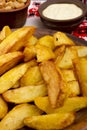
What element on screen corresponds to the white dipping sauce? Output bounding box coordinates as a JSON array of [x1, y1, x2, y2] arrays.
[[42, 4, 83, 20]]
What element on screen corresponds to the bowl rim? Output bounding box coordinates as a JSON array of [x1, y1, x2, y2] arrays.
[[0, 0, 30, 13], [41, 16, 84, 28], [38, 0, 87, 23]]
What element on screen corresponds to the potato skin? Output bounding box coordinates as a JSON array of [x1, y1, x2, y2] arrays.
[[0, 26, 36, 55], [0, 51, 24, 75], [0, 61, 35, 93], [24, 112, 75, 130], [0, 103, 42, 130]]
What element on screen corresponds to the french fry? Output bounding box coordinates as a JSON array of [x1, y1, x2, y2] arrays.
[[70, 46, 87, 57], [0, 51, 23, 75], [3, 84, 47, 103], [20, 66, 44, 86], [23, 46, 36, 62], [24, 112, 75, 130], [73, 57, 87, 96], [39, 60, 66, 108], [0, 103, 42, 130], [67, 81, 80, 97], [35, 96, 87, 114], [54, 45, 66, 67], [35, 44, 55, 62], [25, 35, 38, 47], [0, 26, 12, 42], [0, 26, 36, 55], [61, 69, 77, 82], [0, 60, 37, 93], [54, 45, 65, 58], [60, 70, 80, 97], [57, 47, 78, 69], [0, 96, 8, 119], [37, 35, 55, 50], [53, 31, 75, 46]]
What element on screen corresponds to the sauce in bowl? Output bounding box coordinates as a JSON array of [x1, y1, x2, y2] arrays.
[[42, 4, 83, 20]]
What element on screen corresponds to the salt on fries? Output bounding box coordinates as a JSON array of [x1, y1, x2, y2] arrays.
[[0, 26, 87, 130]]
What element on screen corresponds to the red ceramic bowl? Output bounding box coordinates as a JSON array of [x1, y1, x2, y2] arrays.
[[0, 0, 30, 30]]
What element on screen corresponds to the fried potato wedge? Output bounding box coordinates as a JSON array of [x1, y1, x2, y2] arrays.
[[0, 96, 8, 119], [3, 84, 47, 103], [61, 69, 77, 82], [20, 66, 44, 86], [54, 45, 65, 58], [70, 46, 87, 57], [25, 35, 38, 47], [0, 60, 36, 93], [39, 60, 61, 108], [0, 51, 23, 75], [23, 46, 36, 62], [35, 96, 87, 114], [73, 57, 87, 96], [54, 45, 66, 68], [37, 35, 55, 50], [0, 26, 12, 42], [57, 47, 78, 69], [39, 60, 67, 108], [53, 32, 75, 46], [0, 103, 42, 130], [35, 44, 55, 62], [67, 81, 80, 97], [24, 112, 75, 130], [0, 26, 36, 54]]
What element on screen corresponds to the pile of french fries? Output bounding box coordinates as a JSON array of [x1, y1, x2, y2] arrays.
[[0, 26, 87, 130]]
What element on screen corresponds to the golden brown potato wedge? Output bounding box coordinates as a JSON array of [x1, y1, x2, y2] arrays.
[[70, 46, 87, 57], [39, 60, 61, 108], [0, 103, 42, 130], [0, 96, 8, 119], [61, 69, 77, 82], [35, 96, 87, 114], [24, 112, 75, 130], [0, 60, 37, 93], [25, 35, 38, 47], [35, 44, 55, 62], [0, 26, 36, 54], [0, 25, 12, 42], [23, 46, 36, 62], [73, 57, 87, 96], [3, 84, 47, 103], [67, 81, 80, 97], [20, 66, 44, 86], [0, 51, 23, 75], [37, 35, 55, 50], [53, 31, 75, 46], [39, 60, 67, 108], [54, 45, 66, 67], [57, 47, 78, 69], [54, 45, 65, 58]]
